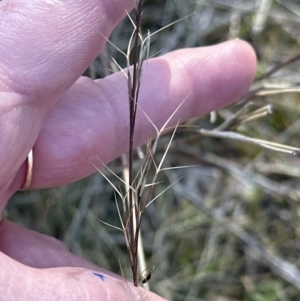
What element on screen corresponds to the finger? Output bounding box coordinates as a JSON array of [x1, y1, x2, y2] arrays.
[[0, 253, 167, 301], [0, 0, 133, 100], [0, 219, 167, 301], [23, 39, 256, 189], [0, 0, 134, 205], [0, 218, 103, 270]]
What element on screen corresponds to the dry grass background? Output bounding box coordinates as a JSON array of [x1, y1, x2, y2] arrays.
[[5, 1, 300, 300]]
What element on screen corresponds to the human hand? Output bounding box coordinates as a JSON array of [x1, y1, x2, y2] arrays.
[[0, 0, 256, 300]]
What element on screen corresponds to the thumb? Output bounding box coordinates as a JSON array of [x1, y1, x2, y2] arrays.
[[0, 253, 167, 301], [0, 219, 167, 301]]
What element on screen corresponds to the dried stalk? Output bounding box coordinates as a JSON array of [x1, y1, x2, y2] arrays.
[[123, 1, 189, 287], [96, 2, 193, 288], [126, 0, 144, 286], [199, 129, 300, 156]]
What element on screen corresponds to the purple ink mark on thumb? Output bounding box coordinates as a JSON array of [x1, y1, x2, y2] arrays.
[[93, 272, 105, 281]]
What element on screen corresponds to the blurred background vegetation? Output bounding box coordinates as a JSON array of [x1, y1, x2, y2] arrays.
[[5, 0, 300, 300]]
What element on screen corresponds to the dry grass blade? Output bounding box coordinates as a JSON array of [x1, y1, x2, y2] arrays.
[[156, 123, 179, 173], [90, 161, 124, 200], [199, 129, 300, 156], [259, 53, 300, 80], [146, 177, 182, 209]]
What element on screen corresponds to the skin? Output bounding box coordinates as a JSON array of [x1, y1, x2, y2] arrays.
[[0, 0, 257, 300]]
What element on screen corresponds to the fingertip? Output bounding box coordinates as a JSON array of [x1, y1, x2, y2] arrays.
[[188, 39, 257, 116], [230, 38, 257, 85], [152, 39, 257, 119], [224, 39, 257, 101], [220, 38, 257, 99]]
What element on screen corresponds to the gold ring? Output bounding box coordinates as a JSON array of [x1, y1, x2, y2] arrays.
[[19, 149, 33, 191]]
